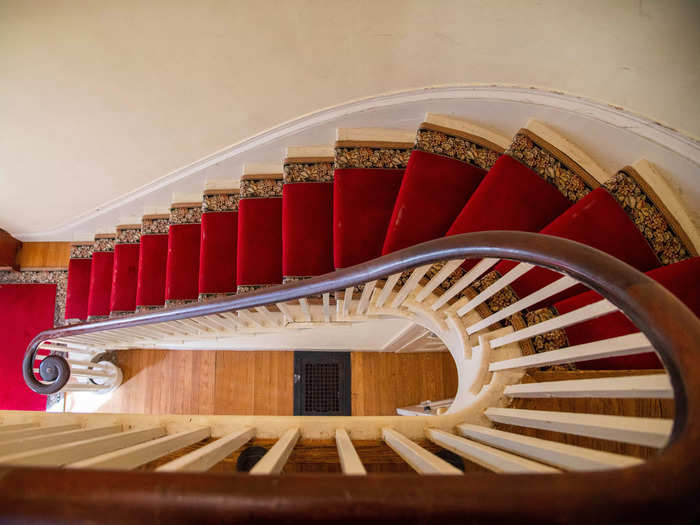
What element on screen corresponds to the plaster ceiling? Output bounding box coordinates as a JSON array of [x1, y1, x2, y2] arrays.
[[1, 0, 699, 237]]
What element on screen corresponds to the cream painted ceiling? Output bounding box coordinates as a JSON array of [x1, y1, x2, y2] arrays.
[[1, 0, 699, 237]]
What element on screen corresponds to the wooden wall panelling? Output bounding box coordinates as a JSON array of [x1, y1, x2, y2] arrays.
[[351, 352, 458, 416], [213, 351, 294, 416], [213, 351, 256, 415], [97, 349, 456, 417], [252, 352, 294, 416], [95, 350, 216, 415], [16, 242, 71, 269]]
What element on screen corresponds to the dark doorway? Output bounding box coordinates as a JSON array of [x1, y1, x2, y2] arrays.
[[293, 352, 351, 416]]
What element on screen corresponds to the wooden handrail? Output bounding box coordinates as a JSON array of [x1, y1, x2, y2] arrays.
[[10, 231, 699, 522]]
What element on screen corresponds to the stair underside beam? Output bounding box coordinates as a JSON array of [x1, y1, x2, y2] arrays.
[[335, 429, 366, 475], [69, 427, 211, 470], [250, 427, 300, 475], [157, 428, 254, 472], [457, 423, 642, 471], [503, 374, 673, 399], [382, 428, 462, 475], [485, 408, 672, 448], [489, 333, 654, 371], [426, 428, 559, 474]]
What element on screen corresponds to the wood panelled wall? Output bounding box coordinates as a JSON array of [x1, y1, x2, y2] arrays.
[[351, 352, 458, 416], [214, 352, 294, 415], [90, 349, 458, 417], [16, 242, 71, 269]]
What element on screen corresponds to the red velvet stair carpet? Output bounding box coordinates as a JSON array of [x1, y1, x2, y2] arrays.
[[136, 214, 169, 312], [109, 225, 141, 316], [463, 157, 699, 354], [333, 128, 412, 269], [282, 147, 335, 283], [165, 203, 202, 306], [490, 169, 669, 308], [382, 114, 508, 255], [59, 115, 699, 374], [445, 122, 609, 273], [237, 167, 283, 293], [65, 242, 93, 323], [86, 233, 115, 321], [397, 119, 613, 302], [0, 283, 56, 410], [198, 188, 240, 299]]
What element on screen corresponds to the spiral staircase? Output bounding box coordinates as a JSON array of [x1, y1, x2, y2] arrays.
[[1, 112, 699, 523]]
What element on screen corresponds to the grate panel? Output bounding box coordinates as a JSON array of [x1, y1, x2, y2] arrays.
[[294, 352, 351, 416]]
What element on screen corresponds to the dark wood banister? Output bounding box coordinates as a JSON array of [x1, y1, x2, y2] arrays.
[[9, 231, 699, 523]]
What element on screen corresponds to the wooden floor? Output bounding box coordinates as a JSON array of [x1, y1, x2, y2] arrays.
[[91, 349, 458, 416]]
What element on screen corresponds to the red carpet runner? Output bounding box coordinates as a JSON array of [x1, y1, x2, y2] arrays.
[[86, 234, 115, 320], [382, 121, 503, 255], [0, 283, 55, 410], [446, 129, 602, 272], [198, 189, 240, 298], [282, 149, 335, 281], [237, 172, 283, 292], [333, 133, 411, 268], [109, 225, 141, 315], [65, 242, 92, 322], [136, 214, 169, 311], [493, 186, 662, 307], [165, 203, 202, 305], [56, 121, 698, 376]]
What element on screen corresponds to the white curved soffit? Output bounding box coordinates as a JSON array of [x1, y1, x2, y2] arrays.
[[16, 85, 700, 240]]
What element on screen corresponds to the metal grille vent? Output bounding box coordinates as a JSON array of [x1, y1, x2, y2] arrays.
[[294, 351, 351, 416], [304, 362, 340, 413]]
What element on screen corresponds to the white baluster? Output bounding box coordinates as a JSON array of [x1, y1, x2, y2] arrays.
[[157, 428, 254, 472], [249, 427, 300, 475]]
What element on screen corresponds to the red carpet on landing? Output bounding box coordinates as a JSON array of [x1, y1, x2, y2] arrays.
[[0, 283, 55, 411]]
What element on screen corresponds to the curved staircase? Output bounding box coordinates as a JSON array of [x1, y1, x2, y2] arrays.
[[62, 114, 698, 364], [3, 113, 700, 522]]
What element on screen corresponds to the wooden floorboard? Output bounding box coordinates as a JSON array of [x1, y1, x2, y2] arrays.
[[96, 349, 457, 416]]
